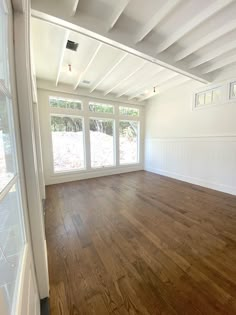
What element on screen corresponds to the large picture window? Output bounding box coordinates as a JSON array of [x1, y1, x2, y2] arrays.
[[50, 115, 85, 172], [48, 97, 142, 173], [90, 118, 114, 168], [119, 121, 139, 164]]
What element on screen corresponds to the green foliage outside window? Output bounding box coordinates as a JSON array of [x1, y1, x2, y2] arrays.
[[49, 97, 82, 110], [51, 116, 83, 132], [89, 102, 114, 114]]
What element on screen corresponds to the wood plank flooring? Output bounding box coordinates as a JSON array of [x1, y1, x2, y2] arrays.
[[45, 171, 236, 315]]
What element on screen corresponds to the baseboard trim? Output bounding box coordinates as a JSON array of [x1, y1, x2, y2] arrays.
[[145, 166, 236, 196], [45, 165, 144, 185], [40, 298, 50, 315]]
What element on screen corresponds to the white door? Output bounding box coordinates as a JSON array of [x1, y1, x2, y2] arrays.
[[0, 0, 40, 314]]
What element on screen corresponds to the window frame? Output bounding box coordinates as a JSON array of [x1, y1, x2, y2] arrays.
[[119, 105, 140, 117], [119, 119, 140, 165], [194, 86, 223, 109], [89, 117, 116, 169], [88, 101, 114, 115], [229, 81, 236, 100], [0, 2, 31, 312], [46, 93, 143, 176], [50, 113, 86, 173]]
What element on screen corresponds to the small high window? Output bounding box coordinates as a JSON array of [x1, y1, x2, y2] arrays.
[[89, 102, 114, 114], [195, 87, 221, 108], [230, 81, 236, 99], [49, 97, 82, 110], [119, 106, 139, 116]]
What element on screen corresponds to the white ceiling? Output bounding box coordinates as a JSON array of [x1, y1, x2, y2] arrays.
[[31, 18, 192, 102], [31, 0, 236, 102]]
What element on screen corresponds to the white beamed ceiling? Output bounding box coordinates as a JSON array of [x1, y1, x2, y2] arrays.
[[31, 0, 236, 102]]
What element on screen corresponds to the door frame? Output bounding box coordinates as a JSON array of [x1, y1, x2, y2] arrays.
[[11, 0, 49, 300]]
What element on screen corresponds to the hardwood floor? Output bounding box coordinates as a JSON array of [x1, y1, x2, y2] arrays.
[[45, 171, 236, 315]]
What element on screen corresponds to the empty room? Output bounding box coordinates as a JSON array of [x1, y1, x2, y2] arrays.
[[0, 0, 236, 314]]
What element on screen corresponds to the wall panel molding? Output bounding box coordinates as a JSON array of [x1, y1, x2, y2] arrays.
[[145, 136, 236, 195]]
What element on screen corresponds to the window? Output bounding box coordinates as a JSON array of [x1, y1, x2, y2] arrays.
[[90, 118, 114, 168], [119, 121, 139, 164], [119, 106, 139, 116], [50, 115, 85, 172], [230, 81, 236, 99], [195, 87, 221, 108], [48, 96, 142, 172], [0, 94, 16, 192], [49, 97, 82, 110], [0, 2, 26, 311], [89, 102, 114, 114]]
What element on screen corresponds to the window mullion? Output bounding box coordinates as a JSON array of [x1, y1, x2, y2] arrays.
[[84, 100, 91, 170]]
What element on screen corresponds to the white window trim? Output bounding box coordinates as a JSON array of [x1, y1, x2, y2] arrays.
[[229, 80, 236, 100], [46, 92, 144, 179], [50, 114, 87, 173], [192, 77, 236, 111]]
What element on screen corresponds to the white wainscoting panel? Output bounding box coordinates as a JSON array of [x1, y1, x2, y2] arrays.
[[145, 136, 236, 195]]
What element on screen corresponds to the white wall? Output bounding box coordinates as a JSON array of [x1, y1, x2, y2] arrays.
[[145, 80, 236, 195], [37, 81, 145, 185]]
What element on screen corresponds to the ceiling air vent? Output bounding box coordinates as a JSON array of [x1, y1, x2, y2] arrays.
[[66, 40, 79, 52], [82, 80, 91, 85]]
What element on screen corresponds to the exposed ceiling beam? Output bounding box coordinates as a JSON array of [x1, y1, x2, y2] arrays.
[[202, 54, 236, 73], [189, 40, 236, 68], [175, 19, 236, 61], [74, 42, 102, 90], [107, 0, 130, 31], [90, 53, 128, 93], [103, 61, 146, 96], [128, 70, 177, 100], [134, 0, 182, 44], [71, 0, 79, 16], [156, 0, 234, 53], [116, 66, 163, 98], [31, 6, 210, 84], [55, 30, 70, 86]]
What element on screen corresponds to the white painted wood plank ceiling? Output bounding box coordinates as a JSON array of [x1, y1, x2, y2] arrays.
[[31, 0, 236, 102]]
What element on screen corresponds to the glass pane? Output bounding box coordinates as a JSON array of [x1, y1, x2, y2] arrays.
[[119, 121, 139, 164], [0, 183, 25, 313], [90, 119, 114, 168], [51, 116, 85, 172], [205, 91, 212, 105], [119, 106, 139, 116], [212, 89, 221, 103], [0, 93, 16, 193], [232, 83, 236, 98], [0, 2, 10, 91], [196, 93, 205, 106], [89, 102, 114, 114], [49, 97, 82, 110]]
